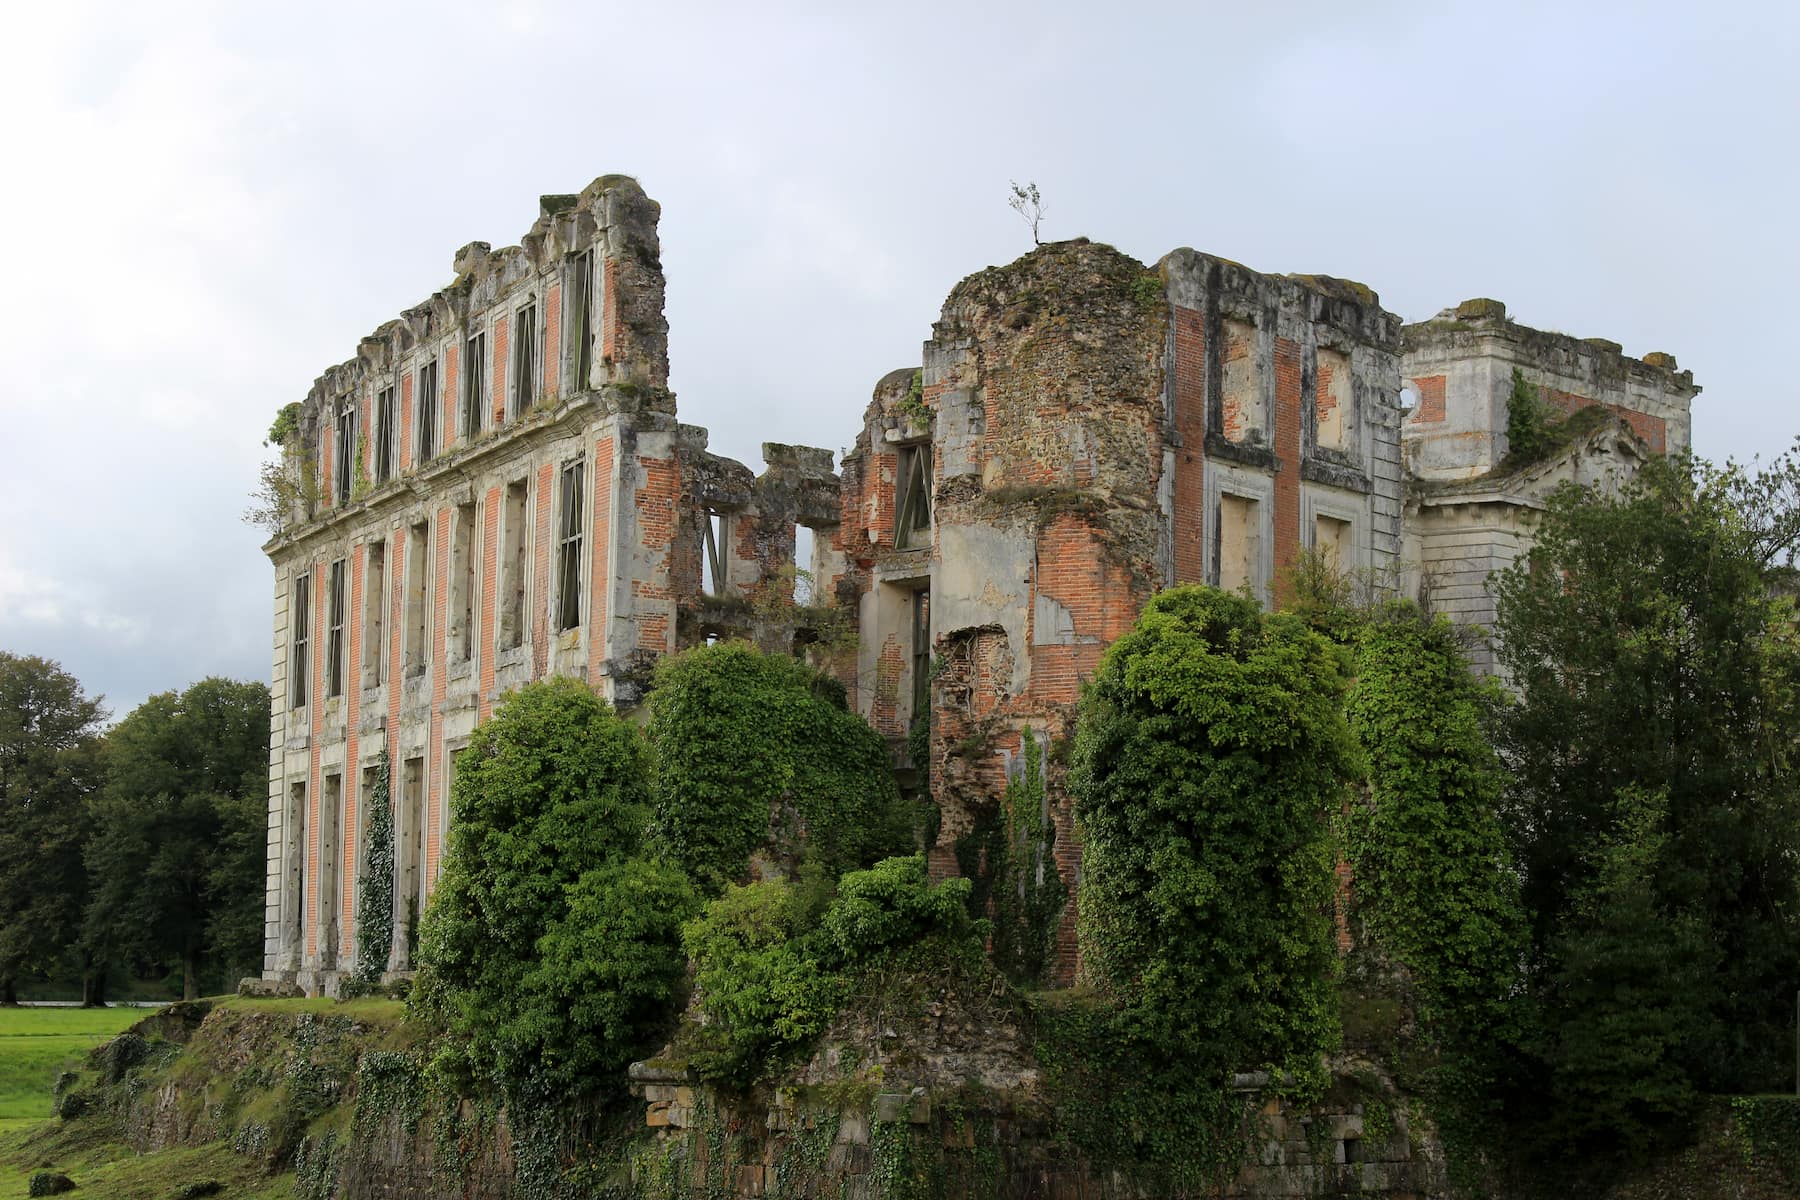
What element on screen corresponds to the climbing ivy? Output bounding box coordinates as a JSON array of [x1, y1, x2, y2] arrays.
[[987, 729, 1066, 988], [647, 642, 913, 890], [1071, 584, 1349, 1096], [1503, 367, 1556, 466], [353, 748, 394, 984], [1342, 603, 1526, 1177]]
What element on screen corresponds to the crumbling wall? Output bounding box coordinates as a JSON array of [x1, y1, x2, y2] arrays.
[[1401, 297, 1698, 482]]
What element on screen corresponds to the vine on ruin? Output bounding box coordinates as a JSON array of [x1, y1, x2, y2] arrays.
[[647, 643, 912, 890], [353, 748, 394, 985], [1055, 584, 1352, 1181]]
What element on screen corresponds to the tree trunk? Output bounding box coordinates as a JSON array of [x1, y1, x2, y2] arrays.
[[182, 943, 200, 1002], [0, 976, 15, 1006], [81, 966, 108, 1008]]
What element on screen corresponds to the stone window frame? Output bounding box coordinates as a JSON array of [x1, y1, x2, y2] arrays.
[[565, 247, 597, 395], [373, 384, 397, 485], [325, 557, 348, 700], [333, 395, 359, 506], [415, 353, 442, 465], [554, 457, 587, 633], [460, 323, 489, 443], [1306, 336, 1362, 464], [508, 293, 541, 422], [893, 440, 933, 550], [1211, 306, 1272, 450], [1203, 464, 1275, 607], [1301, 487, 1366, 577], [289, 568, 311, 710]]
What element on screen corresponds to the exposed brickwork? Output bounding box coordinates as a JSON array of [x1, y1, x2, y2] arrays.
[[427, 508, 449, 886], [587, 438, 614, 680], [305, 560, 323, 958], [1544, 386, 1668, 453], [491, 313, 509, 426], [478, 488, 500, 724], [1413, 373, 1446, 423], [398, 373, 414, 472], [443, 343, 460, 449], [531, 461, 553, 677], [542, 283, 562, 404], [1272, 336, 1303, 606], [1172, 304, 1207, 584]]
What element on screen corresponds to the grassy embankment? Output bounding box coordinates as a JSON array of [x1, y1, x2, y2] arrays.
[[0, 1001, 391, 1198]]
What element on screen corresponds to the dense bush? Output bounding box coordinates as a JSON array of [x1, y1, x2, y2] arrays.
[[1071, 585, 1352, 1095], [1343, 604, 1524, 1033], [413, 678, 692, 1102], [1342, 604, 1527, 1177], [682, 855, 976, 1087], [648, 643, 913, 888]]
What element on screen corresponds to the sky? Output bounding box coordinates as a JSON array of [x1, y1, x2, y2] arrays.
[[0, 0, 1794, 721]]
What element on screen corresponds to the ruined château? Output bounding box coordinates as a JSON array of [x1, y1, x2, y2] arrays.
[[261, 177, 1697, 992]]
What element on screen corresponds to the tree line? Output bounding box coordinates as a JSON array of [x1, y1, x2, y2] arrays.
[[0, 666, 268, 1004]]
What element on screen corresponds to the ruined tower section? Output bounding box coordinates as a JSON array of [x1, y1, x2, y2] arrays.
[[1160, 251, 1406, 603], [837, 241, 1171, 979], [261, 177, 832, 996], [1399, 300, 1700, 672]]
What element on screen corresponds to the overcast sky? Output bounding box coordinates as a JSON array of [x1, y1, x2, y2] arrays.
[[1, 0, 1794, 720]]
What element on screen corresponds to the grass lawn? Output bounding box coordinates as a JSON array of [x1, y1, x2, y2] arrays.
[[0, 1008, 153, 1121]]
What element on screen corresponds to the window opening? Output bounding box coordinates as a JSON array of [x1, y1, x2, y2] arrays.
[[570, 249, 595, 391], [895, 443, 932, 548], [417, 359, 440, 463], [1315, 514, 1353, 575], [362, 541, 386, 689], [404, 521, 429, 676], [556, 461, 585, 631], [451, 503, 476, 662], [334, 399, 357, 505], [326, 558, 347, 698], [910, 588, 931, 721], [1218, 493, 1260, 596], [793, 525, 815, 605], [500, 480, 528, 651], [462, 331, 486, 439], [319, 772, 342, 967], [374, 386, 395, 484], [287, 781, 306, 953], [289, 572, 311, 709], [702, 509, 729, 596], [511, 300, 538, 418]]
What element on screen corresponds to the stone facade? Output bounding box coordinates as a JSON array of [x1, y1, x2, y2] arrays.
[[262, 178, 1698, 993], [261, 178, 837, 991]]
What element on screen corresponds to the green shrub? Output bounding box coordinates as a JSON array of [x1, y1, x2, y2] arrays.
[[816, 855, 974, 966], [412, 678, 684, 1102], [683, 856, 978, 1087], [648, 642, 911, 888], [1071, 585, 1351, 1095], [681, 880, 845, 1087]]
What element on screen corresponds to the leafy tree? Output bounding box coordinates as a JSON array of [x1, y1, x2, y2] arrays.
[[413, 677, 694, 1102], [647, 642, 911, 889], [83, 676, 267, 1000], [1071, 585, 1353, 1095], [0, 654, 105, 1004], [1494, 443, 1800, 1152]]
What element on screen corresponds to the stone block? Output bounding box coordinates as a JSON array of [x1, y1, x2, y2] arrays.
[[873, 1092, 907, 1123]]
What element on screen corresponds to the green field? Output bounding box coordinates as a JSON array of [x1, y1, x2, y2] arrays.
[[0, 1008, 151, 1121]]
